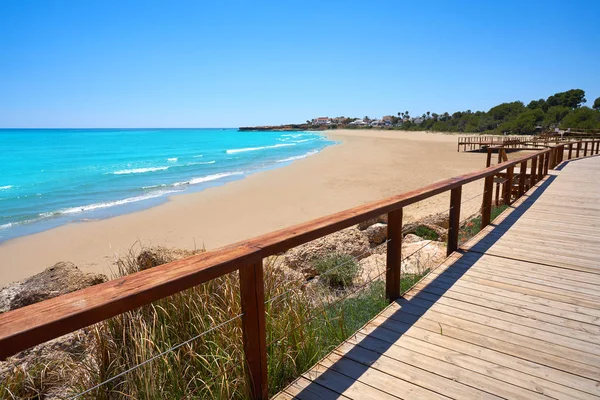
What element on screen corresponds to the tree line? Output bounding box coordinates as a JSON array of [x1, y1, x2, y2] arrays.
[[397, 89, 600, 134]]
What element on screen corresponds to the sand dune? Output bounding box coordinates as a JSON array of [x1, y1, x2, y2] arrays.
[[0, 130, 487, 286]]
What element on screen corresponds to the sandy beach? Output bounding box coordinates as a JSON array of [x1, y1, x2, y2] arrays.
[[0, 130, 488, 286]]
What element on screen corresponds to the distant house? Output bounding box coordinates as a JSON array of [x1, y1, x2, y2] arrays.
[[382, 115, 395, 122], [370, 120, 385, 127], [349, 118, 367, 125], [412, 117, 424, 125], [312, 117, 331, 125]]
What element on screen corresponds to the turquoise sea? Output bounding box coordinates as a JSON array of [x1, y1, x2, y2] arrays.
[[0, 128, 335, 242]]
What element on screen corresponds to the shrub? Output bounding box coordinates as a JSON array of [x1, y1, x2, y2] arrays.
[[312, 254, 360, 288], [414, 225, 439, 240]]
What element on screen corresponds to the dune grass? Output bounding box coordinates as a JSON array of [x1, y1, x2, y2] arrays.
[[1, 250, 428, 399]]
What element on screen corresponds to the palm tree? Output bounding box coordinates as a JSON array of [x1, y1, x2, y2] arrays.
[[426, 111, 431, 119]]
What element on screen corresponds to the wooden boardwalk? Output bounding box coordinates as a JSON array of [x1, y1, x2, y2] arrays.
[[275, 155, 600, 399]]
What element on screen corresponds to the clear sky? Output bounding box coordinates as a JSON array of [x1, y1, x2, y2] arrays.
[[1, 0, 599, 128]]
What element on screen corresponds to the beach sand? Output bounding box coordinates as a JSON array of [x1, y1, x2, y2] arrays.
[[0, 130, 488, 286]]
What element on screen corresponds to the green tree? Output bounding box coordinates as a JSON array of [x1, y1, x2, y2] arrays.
[[489, 101, 525, 121], [546, 89, 586, 109], [543, 106, 570, 127], [560, 107, 600, 129], [593, 97, 600, 110]]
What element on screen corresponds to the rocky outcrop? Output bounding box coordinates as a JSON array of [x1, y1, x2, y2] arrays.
[[363, 223, 388, 246], [357, 214, 388, 230], [402, 240, 446, 274], [284, 227, 371, 278], [357, 240, 445, 286], [136, 246, 203, 271], [0, 262, 107, 313]]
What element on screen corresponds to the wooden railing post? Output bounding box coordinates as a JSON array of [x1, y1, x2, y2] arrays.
[[549, 148, 556, 170], [480, 176, 493, 229], [447, 186, 462, 256], [568, 143, 573, 160], [239, 262, 268, 400], [504, 166, 514, 205], [386, 209, 403, 302], [584, 141, 589, 157], [576, 142, 581, 158], [530, 156, 538, 186], [518, 161, 526, 198]]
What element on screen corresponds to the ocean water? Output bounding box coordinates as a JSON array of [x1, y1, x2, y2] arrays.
[[0, 128, 335, 242]]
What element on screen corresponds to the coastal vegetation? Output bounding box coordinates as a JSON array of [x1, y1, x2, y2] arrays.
[[0, 209, 510, 399], [241, 89, 600, 135]]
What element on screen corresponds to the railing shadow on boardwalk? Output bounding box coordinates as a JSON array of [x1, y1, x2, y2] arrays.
[[292, 175, 557, 399]]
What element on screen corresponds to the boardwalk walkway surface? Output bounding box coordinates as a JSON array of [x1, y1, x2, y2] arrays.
[[275, 155, 600, 399]]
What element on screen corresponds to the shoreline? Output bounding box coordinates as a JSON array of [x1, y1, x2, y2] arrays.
[[0, 130, 487, 286]]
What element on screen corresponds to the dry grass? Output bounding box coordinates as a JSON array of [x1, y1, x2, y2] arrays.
[[0, 246, 412, 399]]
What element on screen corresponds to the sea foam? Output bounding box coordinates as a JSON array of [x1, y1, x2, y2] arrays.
[[226, 143, 295, 154], [276, 150, 318, 163], [174, 171, 245, 186], [56, 189, 181, 215], [0, 185, 13, 190], [112, 166, 169, 175]]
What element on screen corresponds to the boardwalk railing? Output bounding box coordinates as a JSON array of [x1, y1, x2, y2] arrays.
[[1, 139, 599, 398], [457, 136, 531, 152]]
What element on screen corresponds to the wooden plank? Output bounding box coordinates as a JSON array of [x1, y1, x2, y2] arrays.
[[358, 321, 600, 396], [315, 353, 449, 399], [392, 300, 600, 364], [302, 360, 403, 400], [377, 306, 600, 381], [332, 344, 505, 400], [414, 284, 600, 334], [406, 294, 600, 345], [239, 261, 268, 399], [347, 331, 595, 400], [412, 271, 600, 321], [447, 186, 462, 256], [386, 209, 402, 302], [480, 176, 493, 228], [280, 376, 352, 400]]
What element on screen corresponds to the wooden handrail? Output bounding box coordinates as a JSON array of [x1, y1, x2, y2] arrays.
[[0, 140, 598, 398]]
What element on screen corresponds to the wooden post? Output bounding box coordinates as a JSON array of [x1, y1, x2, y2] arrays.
[[530, 156, 537, 186], [504, 167, 514, 205], [447, 186, 462, 256], [584, 141, 588, 157], [480, 176, 493, 229], [486, 148, 492, 167], [540, 153, 546, 177], [549, 148, 556, 169], [518, 161, 526, 198], [568, 143, 573, 160], [543, 152, 550, 175], [386, 209, 402, 302], [576, 142, 581, 158], [239, 262, 268, 400]]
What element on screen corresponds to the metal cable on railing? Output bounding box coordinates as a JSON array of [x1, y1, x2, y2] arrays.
[[69, 313, 244, 399], [266, 235, 437, 347], [264, 239, 391, 307], [266, 267, 389, 348]]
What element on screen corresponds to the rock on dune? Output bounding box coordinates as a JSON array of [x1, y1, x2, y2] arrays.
[[0, 261, 107, 313], [364, 223, 388, 246], [357, 239, 445, 286], [357, 214, 388, 230], [284, 227, 371, 278], [136, 246, 203, 271]]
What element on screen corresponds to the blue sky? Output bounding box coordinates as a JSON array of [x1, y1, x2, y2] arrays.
[[1, 0, 599, 128]]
